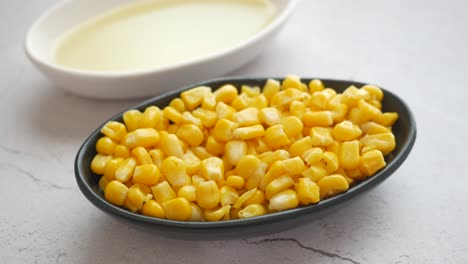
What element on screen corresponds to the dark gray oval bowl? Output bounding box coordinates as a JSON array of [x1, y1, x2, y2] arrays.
[[75, 77, 416, 239]]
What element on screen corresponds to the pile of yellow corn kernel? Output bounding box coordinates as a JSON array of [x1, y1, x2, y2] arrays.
[[91, 76, 398, 222]]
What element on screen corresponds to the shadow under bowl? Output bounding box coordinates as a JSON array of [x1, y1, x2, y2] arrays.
[[75, 77, 417, 239]]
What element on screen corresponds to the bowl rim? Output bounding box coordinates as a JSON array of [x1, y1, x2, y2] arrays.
[[75, 77, 417, 229], [24, 0, 300, 78]]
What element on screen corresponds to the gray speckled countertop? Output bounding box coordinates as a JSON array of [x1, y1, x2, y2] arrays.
[[1, 0, 467, 263]]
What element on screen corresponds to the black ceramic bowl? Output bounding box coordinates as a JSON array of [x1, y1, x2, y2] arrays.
[[75, 77, 416, 239]]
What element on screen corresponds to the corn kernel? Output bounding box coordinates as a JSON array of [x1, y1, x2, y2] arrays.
[[169, 98, 186, 113], [236, 155, 267, 179], [244, 189, 266, 206], [264, 125, 290, 148], [303, 111, 333, 127], [282, 75, 305, 90], [214, 84, 238, 104], [96, 137, 117, 155], [268, 189, 299, 212], [161, 156, 189, 188], [160, 133, 184, 158], [191, 175, 206, 186], [142, 200, 165, 218], [282, 157, 306, 175], [233, 188, 257, 209], [163, 106, 184, 124], [191, 146, 213, 160], [213, 119, 239, 142], [317, 174, 349, 199], [281, 116, 303, 137], [205, 135, 225, 155], [149, 149, 165, 168], [197, 180, 220, 209], [91, 154, 112, 175], [310, 127, 334, 146], [178, 185, 197, 202], [127, 184, 152, 210], [263, 79, 281, 102], [289, 137, 312, 157], [220, 186, 239, 206], [225, 175, 245, 190], [265, 175, 295, 200], [124, 128, 160, 149], [233, 107, 260, 126], [231, 93, 249, 111], [105, 180, 129, 206], [323, 151, 339, 172], [189, 203, 205, 221], [202, 93, 217, 110], [327, 140, 341, 155], [151, 181, 177, 204], [101, 121, 127, 142], [192, 108, 217, 128], [373, 112, 399, 126], [361, 121, 391, 135], [233, 125, 265, 140], [99, 176, 109, 191], [114, 144, 130, 159], [115, 157, 137, 182], [103, 158, 123, 181], [301, 147, 323, 165], [131, 146, 153, 165], [360, 149, 386, 176], [301, 164, 328, 182], [181, 111, 203, 128], [183, 151, 201, 175], [332, 120, 362, 141], [295, 178, 320, 205], [347, 168, 365, 180], [176, 124, 204, 147], [200, 157, 224, 183], [258, 150, 290, 168], [309, 79, 325, 93], [342, 86, 370, 107], [309, 90, 334, 110], [339, 140, 361, 170], [163, 197, 192, 221], [270, 88, 304, 107], [360, 132, 396, 154], [259, 161, 286, 189], [216, 102, 237, 120], [140, 106, 162, 128], [204, 205, 231, 222], [133, 164, 161, 186], [225, 141, 247, 166], [330, 103, 348, 123], [362, 85, 383, 101], [123, 110, 142, 132], [290, 100, 306, 118], [181, 86, 211, 110], [347, 107, 369, 125], [238, 204, 267, 219]]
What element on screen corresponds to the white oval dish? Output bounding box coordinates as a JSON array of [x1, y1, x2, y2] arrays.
[[25, 0, 299, 99]]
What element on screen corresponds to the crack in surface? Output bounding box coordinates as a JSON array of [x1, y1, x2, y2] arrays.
[[1, 163, 74, 190], [244, 238, 361, 264], [0, 144, 44, 159]]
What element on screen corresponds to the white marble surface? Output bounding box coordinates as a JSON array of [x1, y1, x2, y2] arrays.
[[1, 0, 467, 263]]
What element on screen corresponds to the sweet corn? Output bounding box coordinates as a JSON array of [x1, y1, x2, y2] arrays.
[[182, 151, 201, 175], [238, 204, 267, 219], [323, 151, 339, 172], [149, 149, 165, 168], [295, 178, 320, 205], [265, 175, 295, 200], [309, 90, 334, 110], [101, 121, 127, 142], [140, 106, 162, 128], [290, 100, 306, 118], [268, 189, 299, 212], [96, 137, 117, 155], [308, 79, 325, 93], [233, 125, 265, 140], [105, 180, 129, 206], [317, 175, 349, 199], [189, 203, 205, 221], [204, 205, 231, 222], [270, 88, 304, 108], [191, 146, 213, 160], [197, 180, 220, 209], [206, 135, 225, 155], [301, 164, 328, 182], [347, 107, 369, 125], [282, 157, 306, 175], [176, 124, 204, 147], [260, 161, 286, 189], [244, 189, 266, 206], [114, 145, 130, 159], [360, 132, 396, 154], [282, 75, 304, 90], [115, 157, 137, 182], [161, 156, 189, 188], [142, 200, 165, 218], [332, 120, 362, 141], [123, 110, 142, 132], [258, 150, 290, 168], [124, 128, 160, 149], [231, 93, 249, 110], [347, 168, 365, 180], [342, 86, 370, 107], [330, 103, 348, 123], [358, 100, 381, 121], [225, 175, 245, 190], [216, 102, 236, 120], [181, 112, 203, 129], [200, 157, 224, 182], [327, 140, 341, 155], [264, 125, 290, 148], [339, 140, 361, 170], [191, 175, 206, 186], [373, 112, 399, 126], [91, 154, 112, 175], [310, 127, 334, 146], [301, 147, 323, 165], [127, 184, 152, 210], [192, 108, 217, 128], [220, 186, 239, 206], [163, 197, 192, 221], [263, 79, 281, 102], [133, 164, 161, 186], [178, 185, 197, 202], [281, 116, 303, 137], [214, 84, 238, 104], [99, 176, 109, 191], [360, 121, 391, 135], [202, 93, 217, 110], [151, 181, 177, 204], [360, 149, 386, 176], [160, 133, 184, 158], [233, 188, 257, 209], [233, 107, 260, 126], [362, 85, 383, 101], [213, 119, 239, 142], [225, 141, 247, 166], [104, 158, 123, 181], [303, 111, 333, 127], [131, 146, 153, 165], [181, 86, 211, 110], [289, 137, 313, 157], [163, 106, 184, 124], [252, 137, 272, 153], [169, 98, 186, 113]]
